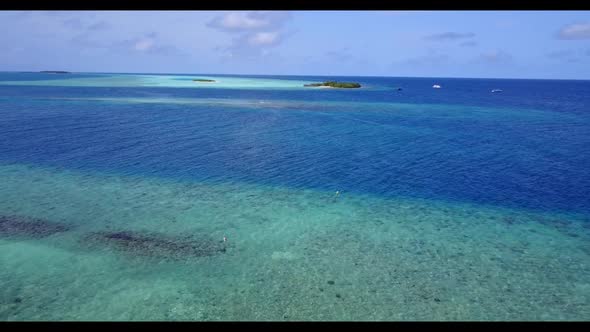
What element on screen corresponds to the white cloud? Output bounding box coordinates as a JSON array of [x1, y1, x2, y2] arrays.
[[216, 12, 270, 30], [558, 23, 590, 40], [134, 38, 155, 51], [207, 11, 293, 59], [110, 32, 183, 56], [247, 31, 280, 46], [208, 11, 290, 32]]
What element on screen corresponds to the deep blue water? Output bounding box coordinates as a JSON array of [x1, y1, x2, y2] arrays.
[[1, 73, 589, 215]]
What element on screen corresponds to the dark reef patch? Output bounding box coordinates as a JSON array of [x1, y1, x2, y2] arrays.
[[82, 230, 226, 260], [0, 215, 73, 239]]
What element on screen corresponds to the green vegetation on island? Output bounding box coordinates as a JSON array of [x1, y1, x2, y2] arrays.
[[40, 71, 70, 74], [304, 81, 361, 88], [192, 78, 216, 82]]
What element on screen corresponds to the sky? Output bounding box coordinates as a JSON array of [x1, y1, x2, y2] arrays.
[[1, 10, 589, 79]]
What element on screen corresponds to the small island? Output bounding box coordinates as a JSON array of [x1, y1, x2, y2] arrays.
[[39, 71, 70, 74], [304, 81, 361, 88], [192, 79, 216, 83]]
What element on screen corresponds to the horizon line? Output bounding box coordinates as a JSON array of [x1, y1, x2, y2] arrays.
[[2, 70, 589, 82]]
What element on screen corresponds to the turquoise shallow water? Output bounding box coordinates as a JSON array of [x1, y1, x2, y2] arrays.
[[0, 73, 589, 320], [1, 164, 589, 320], [0, 73, 314, 89]]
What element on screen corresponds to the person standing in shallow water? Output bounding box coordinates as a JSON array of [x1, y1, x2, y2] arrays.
[[332, 191, 341, 202], [221, 236, 228, 252]]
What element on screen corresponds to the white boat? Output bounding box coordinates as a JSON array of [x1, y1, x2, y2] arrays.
[[432, 84, 441, 89], [491, 89, 503, 93]]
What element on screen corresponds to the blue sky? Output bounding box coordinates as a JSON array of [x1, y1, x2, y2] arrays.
[[1, 10, 589, 79]]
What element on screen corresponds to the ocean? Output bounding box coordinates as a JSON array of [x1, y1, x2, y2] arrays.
[[0, 72, 589, 320]]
